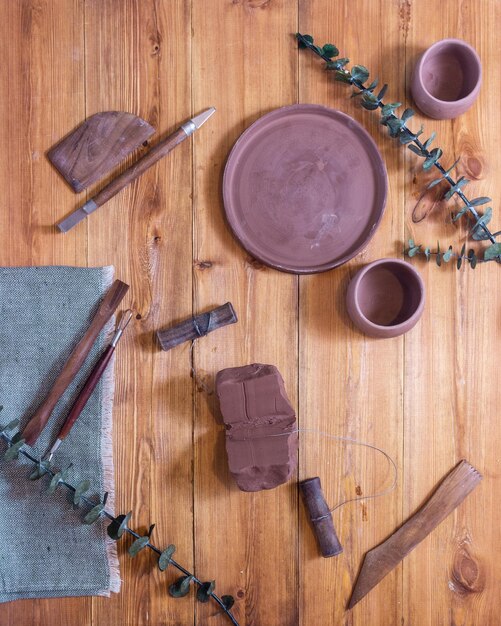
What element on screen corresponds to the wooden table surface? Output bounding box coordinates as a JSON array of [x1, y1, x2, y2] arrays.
[[1, 1, 499, 624]]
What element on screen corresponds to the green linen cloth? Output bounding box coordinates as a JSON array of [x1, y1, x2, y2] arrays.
[[0, 266, 120, 602]]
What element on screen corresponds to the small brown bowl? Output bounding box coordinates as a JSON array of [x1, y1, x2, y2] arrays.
[[346, 259, 425, 338]]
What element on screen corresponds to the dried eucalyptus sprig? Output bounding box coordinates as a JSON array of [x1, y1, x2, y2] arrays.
[[296, 33, 501, 267], [0, 408, 238, 626]]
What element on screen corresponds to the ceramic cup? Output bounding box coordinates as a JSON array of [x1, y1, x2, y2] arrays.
[[410, 38, 482, 119], [346, 258, 425, 338]]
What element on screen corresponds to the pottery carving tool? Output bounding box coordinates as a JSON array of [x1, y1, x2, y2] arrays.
[[45, 309, 133, 461], [22, 279, 129, 446], [157, 302, 237, 351], [348, 459, 482, 609], [300, 477, 343, 557], [58, 108, 216, 233], [48, 111, 156, 193]]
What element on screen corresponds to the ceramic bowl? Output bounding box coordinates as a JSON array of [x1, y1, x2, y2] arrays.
[[346, 259, 425, 338], [410, 38, 482, 119]]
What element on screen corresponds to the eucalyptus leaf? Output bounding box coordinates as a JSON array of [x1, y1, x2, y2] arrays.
[[221, 595, 235, 611], [469, 196, 491, 207], [381, 102, 401, 116], [453, 205, 469, 222], [427, 177, 443, 189], [484, 243, 501, 261], [350, 64, 369, 83], [128, 535, 150, 557], [321, 43, 338, 58], [468, 249, 478, 269], [197, 580, 215, 603], [366, 78, 379, 91], [3, 439, 24, 461], [401, 108, 414, 122], [444, 177, 469, 200], [326, 57, 349, 70], [423, 131, 436, 150], [83, 503, 105, 525], [445, 157, 461, 176], [334, 70, 353, 84], [399, 128, 416, 145], [385, 116, 404, 138], [408, 144, 425, 157], [408, 245, 421, 257], [471, 207, 492, 240], [158, 544, 176, 571], [424, 247, 431, 261], [423, 148, 443, 170], [169, 575, 194, 598], [296, 33, 313, 49], [443, 246, 453, 262], [48, 471, 63, 494], [107, 511, 132, 540], [0, 418, 20, 433], [73, 480, 91, 506], [10, 432, 23, 445], [29, 460, 50, 480], [377, 84, 388, 100]]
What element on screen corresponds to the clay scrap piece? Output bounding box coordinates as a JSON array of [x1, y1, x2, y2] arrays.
[[216, 363, 298, 492]]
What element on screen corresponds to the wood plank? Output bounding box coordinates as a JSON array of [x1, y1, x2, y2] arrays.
[[404, 1, 501, 624], [298, 1, 405, 624], [0, 1, 88, 625], [82, 1, 194, 625], [191, 1, 299, 624]]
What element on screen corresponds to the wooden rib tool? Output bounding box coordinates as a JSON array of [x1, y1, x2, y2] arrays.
[[22, 279, 129, 446], [348, 460, 482, 609]]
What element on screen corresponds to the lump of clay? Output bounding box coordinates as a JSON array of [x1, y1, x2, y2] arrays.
[[216, 363, 298, 492]]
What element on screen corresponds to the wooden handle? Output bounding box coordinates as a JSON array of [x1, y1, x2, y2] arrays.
[[157, 302, 238, 351], [22, 279, 129, 446], [300, 477, 343, 558], [91, 127, 187, 208], [57, 345, 115, 441]]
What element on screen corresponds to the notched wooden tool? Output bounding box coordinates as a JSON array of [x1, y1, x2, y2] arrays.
[[348, 460, 482, 609], [157, 302, 237, 351], [47, 111, 155, 192], [300, 477, 343, 557]]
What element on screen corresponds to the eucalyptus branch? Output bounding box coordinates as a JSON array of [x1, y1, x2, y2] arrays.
[[296, 33, 501, 266], [0, 411, 238, 626]]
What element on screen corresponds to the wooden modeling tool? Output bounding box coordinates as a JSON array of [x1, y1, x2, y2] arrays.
[[348, 460, 482, 609], [22, 279, 129, 446], [44, 309, 133, 462], [58, 108, 216, 233], [300, 477, 343, 557], [157, 302, 237, 351], [48, 111, 155, 193]]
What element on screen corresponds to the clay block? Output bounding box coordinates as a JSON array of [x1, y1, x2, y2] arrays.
[[216, 363, 298, 492]]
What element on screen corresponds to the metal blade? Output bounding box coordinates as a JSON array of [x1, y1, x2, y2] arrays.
[[181, 107, 216, 136], [191, 107, 216, 129]]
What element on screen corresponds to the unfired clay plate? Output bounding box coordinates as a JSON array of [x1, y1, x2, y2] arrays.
[[223, 104, 388, 273]]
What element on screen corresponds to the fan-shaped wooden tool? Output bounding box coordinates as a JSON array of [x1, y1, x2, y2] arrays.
[[47, 111, 155, 192]]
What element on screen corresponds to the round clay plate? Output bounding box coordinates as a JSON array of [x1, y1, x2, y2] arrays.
[[223, 104, 388, 273]]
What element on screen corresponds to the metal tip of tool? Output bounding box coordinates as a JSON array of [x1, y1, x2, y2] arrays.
[[57, 200, 98, 233], [191, 107, 216, 129]]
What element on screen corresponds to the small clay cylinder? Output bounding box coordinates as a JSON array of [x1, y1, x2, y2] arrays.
[[300, 477, 343, 558]]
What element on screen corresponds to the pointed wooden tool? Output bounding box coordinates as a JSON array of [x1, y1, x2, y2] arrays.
[[48, 111, 155, 192], [348, 460, 482, 609], [22, 279, 129, 446]]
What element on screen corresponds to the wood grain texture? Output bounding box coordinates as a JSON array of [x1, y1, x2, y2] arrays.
[[0, 1, 500, 625], [47, 111, 155, 192]]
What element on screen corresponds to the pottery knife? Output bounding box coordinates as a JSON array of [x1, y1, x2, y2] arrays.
[[58, 107, 216, 233], [348, 460, 482, 609]]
